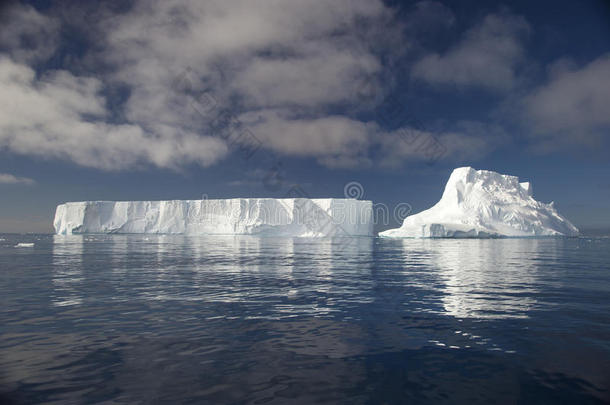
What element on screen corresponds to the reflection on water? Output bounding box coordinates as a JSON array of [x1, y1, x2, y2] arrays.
[[397, 239, 557, 319], [49, 236, 555, 320], [0, 234, 608, 404], [44, 235, 601, 339], [52, 236, 84, 307], [50, 235, 376, 320]]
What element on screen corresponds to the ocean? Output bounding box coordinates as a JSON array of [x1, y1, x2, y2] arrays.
[[1, 234, 609, 404]]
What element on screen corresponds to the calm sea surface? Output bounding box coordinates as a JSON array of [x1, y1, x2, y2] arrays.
[[1, 234, 609, 404]]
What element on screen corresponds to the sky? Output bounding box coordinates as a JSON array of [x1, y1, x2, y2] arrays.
[[0, 0, 609, 233]]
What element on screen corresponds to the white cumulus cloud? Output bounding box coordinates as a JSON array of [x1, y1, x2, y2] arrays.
[[0, 172, 35, 185], [0, 0, 407, 170], [0, 56, 227, 170], [0, 1, 545, 171], [411, 11, 530, 91], [523, 54, 610, 149]]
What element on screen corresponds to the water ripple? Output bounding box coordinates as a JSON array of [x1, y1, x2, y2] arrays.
[[0, 234, 608, 403]]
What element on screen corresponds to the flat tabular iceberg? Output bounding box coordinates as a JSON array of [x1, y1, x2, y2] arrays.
[[54, 198, 373, 237], [380, 167, 579, 238]]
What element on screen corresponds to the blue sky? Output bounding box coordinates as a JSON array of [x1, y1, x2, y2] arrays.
[[0, 0, 609, 233]]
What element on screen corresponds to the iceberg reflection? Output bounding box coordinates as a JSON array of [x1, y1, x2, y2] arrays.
[[52, 235, 85, 306], [52, 235, 557, 320], [398, 238, 557, 319], [51, 235, 374, 320]]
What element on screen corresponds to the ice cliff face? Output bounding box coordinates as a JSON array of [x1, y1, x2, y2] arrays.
[[380, 167, 579, 238], [54, 199, 373, 237]]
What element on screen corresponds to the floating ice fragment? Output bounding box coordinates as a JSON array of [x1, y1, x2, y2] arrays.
[[15, 243, 34, 248]]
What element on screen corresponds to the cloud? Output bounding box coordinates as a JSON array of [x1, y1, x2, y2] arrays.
[[522, 54, 610, 149], [406, 1, 455, 34], [0, 4, 229, 171], [377, 121, 508, 167], [0, 1, 527, 172], [0, 0, 410, 170], [0, 56, 227, 170], [94, 0, 400, 168], [0, 3, 60, 64], [411, 11, 530, 91], [232, 49, 381, 109], [0, 173, 35, 185], [238, 109, 375, 166]]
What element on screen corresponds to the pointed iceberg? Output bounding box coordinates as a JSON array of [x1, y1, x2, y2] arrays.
[[380, 167, 579, 238]]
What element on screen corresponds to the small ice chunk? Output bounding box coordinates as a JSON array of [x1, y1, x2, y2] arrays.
[[15, 243, 34, 248]]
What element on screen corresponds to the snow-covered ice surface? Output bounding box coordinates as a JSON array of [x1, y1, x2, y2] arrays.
[[380, 167, 579, 238], [54, 199, 373, 237]]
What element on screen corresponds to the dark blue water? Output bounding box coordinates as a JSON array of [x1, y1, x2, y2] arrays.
[[1, 234, 609, 404]]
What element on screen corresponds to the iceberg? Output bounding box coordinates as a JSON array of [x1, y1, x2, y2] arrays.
[[15, 242, 35, 248], [54, 198, 373, 237], [380, 167, 579, 238]]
